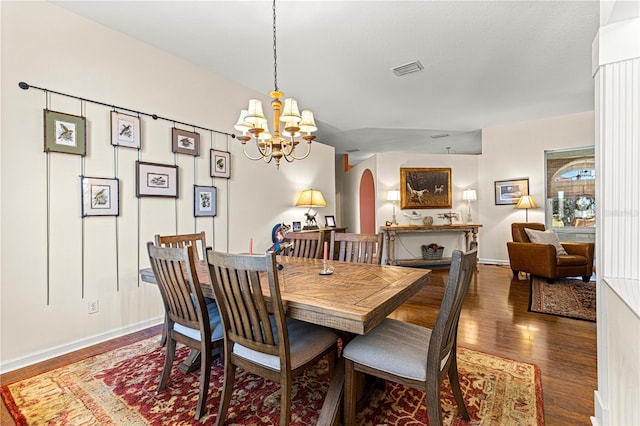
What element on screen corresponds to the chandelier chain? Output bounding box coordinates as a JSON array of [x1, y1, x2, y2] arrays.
[[272, 0, 278, 92]]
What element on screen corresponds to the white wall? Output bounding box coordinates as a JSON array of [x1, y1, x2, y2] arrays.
[[0, 1, 335, 371], [478, 111, 595, 263]]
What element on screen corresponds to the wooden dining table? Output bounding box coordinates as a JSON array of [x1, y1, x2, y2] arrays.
[[140, 255, 431, 425]]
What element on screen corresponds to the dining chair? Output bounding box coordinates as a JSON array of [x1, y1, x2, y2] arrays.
[[154, 232, 215, 345], [146, 242, 224, 420], [343, 249, 478, 426], [154, 231, 208, 260], [207, 250, 338, 426], [281, 230, 323, 258], [329, 231, 383, 264]]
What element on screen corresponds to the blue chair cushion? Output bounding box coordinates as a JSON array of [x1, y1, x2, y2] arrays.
[[174, 301, 223, 342]]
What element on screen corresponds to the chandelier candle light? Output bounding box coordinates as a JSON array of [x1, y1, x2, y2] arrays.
[[462, 189, 477, 223], [234, 0, 317, 169]]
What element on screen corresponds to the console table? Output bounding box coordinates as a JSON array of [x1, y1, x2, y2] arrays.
[[380, 224, 482, 266]]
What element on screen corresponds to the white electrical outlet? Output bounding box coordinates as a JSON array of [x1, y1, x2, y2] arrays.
[[88, 300, 99, 314]]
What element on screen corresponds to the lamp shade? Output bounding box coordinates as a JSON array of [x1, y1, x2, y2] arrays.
[[295, 189, 327, 208], [462, 189, 477, 201], [387, 190, 401, 202], [515, 195, 537, 209]]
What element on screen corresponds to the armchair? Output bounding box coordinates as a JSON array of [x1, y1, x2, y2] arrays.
[[507, 223, 594, 283]]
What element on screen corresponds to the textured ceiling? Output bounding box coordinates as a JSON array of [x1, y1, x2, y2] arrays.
[[53, 1, 599, 164]]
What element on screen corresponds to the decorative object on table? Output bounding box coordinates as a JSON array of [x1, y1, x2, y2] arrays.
[[44, 109, 86, 156], [210, 149, 231, 179], [387, 189, 401, 224], [515, 195, 537, 222], [292, 221, 301, 232], [110, 111, 140, 149], [423, 216, 434, 225], [136, 161, 178, 198], [81, 176, 119, 217], [0, 337, 544, 426], [268, 222, 291, 253], [193, 185, 217, 217], [494, 177, 529, 205], [325, 215, 336, 227], [462, 189, 477, 223], [320, 241, 334, 275], [438, 212, 459, 225], [529, 276, 596, 321], [233, 0, 316, 169], [421, 243, 445, 260], [400, 167, 452, 209], [295, 189, 326, 230], [172, 128, 200, 156], [402, 210, 423, 223]]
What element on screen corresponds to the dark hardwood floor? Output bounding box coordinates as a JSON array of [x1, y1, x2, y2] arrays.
[[1, 264, 596, 425]]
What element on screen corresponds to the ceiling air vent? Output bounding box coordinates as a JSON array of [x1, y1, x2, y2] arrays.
[[392, 61, 424, 77], [430, 133, 449, 139], [346, 149, 360, 153]]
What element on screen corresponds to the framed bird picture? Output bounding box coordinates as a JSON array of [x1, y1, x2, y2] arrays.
[[111, 111, 141, 149], [44, 110, 87, 156], [210, 149, 231, 179], [172, 128, 200, 156], [81, 176, 119, 217]]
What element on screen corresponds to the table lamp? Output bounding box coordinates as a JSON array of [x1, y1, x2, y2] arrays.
[[387, 190, 400, 225], [515, 195, 537, 222], [295, 189, 326, 230], [462, 189, 477, 223]]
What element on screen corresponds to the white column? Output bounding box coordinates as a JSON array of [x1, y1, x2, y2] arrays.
[[592, 2, 640, 425]]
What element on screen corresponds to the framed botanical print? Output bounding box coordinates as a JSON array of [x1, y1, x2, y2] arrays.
[[172, 128, 200, 156], [210, 149, 231, 179], [400, 167, 452, 209], [44, 110, 87, 156], [194, 185, 217, 217], [111, 111, 140, 149], [81, 177, 119, 217], [136, 161, 179, 198]]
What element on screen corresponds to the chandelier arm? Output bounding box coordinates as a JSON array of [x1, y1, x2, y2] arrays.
[[242, 142, 269, 161], [287, 141, 312, 161], [256, 139, 273, 157]]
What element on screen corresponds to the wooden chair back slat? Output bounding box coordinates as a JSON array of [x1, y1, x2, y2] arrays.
[[329, 231, 383, 264], [282, 231, 322, 259], [154, 232, 207, 261]]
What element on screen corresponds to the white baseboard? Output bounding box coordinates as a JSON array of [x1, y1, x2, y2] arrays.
[[592, 390, 606, 426], [0, 317, 163, 374], [478, 258, 510, 266]]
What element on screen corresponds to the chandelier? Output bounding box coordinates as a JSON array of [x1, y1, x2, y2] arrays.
[[234, 0, 317, 169]]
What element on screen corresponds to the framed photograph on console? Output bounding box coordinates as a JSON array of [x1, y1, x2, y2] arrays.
[[325, 215, 336, 227], [400, 167, 452, 209], [494, 178, 528, 205], [136, 161, 178, 198]]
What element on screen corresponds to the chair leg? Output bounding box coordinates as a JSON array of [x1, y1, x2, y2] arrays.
[[344, 359, 357, 426], [426, 375, 443, 426], [448, 356, 470, 421], [216, 360, 236, 426], [158, 336, 176, 393], [159, 315, 168, 347], [582, 275, 591, 283], [194, 341, 212, 420], [279, 374, 292, 426]]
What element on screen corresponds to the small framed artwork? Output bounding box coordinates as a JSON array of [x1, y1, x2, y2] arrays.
[[292, 221, 302, 232], [136, 161, 179, 198], [194, 185, 217, 217], [44, 110, 87, 156], [210, 149, 231, 179], [400, 167, 452, 209], [495, 178, 529, 205], [325, 215, 336, 227], [81, 177, 119, 217], [111, 111, 140, 149], [172, 128, 200, 156]]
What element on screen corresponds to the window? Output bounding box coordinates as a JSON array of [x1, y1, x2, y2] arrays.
[[545, 147, 595, 242]]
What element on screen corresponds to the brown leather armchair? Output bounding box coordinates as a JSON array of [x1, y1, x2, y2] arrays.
[[507, 223, 594, 283]]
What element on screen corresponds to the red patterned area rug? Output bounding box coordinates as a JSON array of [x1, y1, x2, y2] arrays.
[[1, 336, 543, 425], [529, 276, 596, 322]]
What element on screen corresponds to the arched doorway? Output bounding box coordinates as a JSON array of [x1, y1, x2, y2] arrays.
[[359, 169, 375, 233]]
